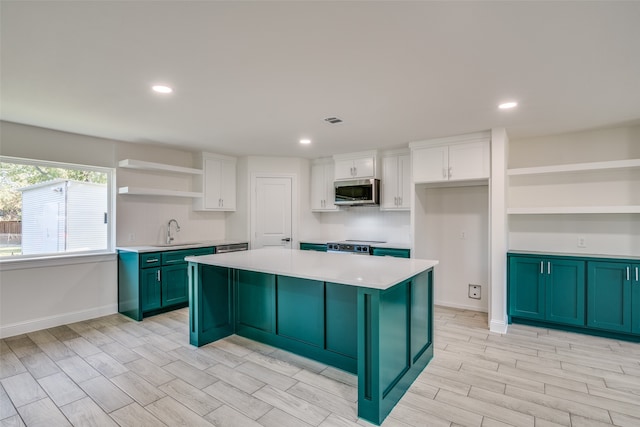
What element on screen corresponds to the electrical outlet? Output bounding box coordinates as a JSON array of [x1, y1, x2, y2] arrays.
[[468, 284, 481, 299], [128, 233, 135, 242], [577, 236, 586, 248], [460, 230, 467, 240]]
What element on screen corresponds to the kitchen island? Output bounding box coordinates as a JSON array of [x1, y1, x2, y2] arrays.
[[186, 248, 438, 425]]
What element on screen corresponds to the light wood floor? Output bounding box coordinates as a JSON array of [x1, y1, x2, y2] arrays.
[[1, 306, 639, 426]]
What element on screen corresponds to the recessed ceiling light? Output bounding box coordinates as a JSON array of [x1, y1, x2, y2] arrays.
[[152, 85, 173, 94], [299, 139, 311, 145], [498, 101, 518, 109]]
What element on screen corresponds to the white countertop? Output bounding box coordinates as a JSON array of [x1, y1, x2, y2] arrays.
[[117, 240, 248, 253], [186, 248, 438, 290]]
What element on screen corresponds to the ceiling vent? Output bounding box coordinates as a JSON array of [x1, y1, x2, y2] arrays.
[[324, 117, 343, 124]]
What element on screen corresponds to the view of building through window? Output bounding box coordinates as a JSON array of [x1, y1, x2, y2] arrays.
[[0, 158, 110, 257]]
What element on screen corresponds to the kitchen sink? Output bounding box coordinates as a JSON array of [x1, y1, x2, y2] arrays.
[[149, 242, 203, 247]]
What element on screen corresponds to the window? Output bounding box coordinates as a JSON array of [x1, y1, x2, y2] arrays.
[[0, 156, 114, 258]]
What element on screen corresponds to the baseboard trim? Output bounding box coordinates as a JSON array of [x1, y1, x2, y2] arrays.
[[489, 319, 509, 334], [434, 300, 488, 313], [0, 304, 118, 338]]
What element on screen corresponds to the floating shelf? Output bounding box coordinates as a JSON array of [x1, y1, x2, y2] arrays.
[[118, 187, 202, 198], [508, 206, 640, 215], [508, 159, 640, 176], [118, 159, 203, 175]]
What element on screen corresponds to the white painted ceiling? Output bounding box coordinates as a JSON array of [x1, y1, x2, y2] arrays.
[[2, 1, 639, 158]]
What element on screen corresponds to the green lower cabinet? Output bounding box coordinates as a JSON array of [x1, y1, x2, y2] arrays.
[[141, 267, 162, 312], [633, 264, 640, 335], [162, 264, 189, 306], [118, 246, 214, 320], [509, 256, 545, 320], [299, 243, 328, 252], [587, 261, 636, 333], [509, 255, 585, 327], [371, 247, 410, 258]]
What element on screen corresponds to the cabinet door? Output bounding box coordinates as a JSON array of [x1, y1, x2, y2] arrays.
[[162, 264, 189, 306], [352, 156, 375, 178], [412, 145, 448, 183], [310, 164, 325, 210], [448, 140, 489, 181], [334, 159, 355, 180], [508, 256, 545, 320], [633, 264, 640, 335], [381, 156, 399, 209], [203, 157, 222, 209], [141, 267, 162, 312], [397, 154, 411, 209], [587, 262, 631, 333], [219, 158, 236, 210], [323, 163, 338, 211], [545, 260, 585, 326]]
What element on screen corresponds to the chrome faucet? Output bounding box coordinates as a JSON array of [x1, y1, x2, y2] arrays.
[[167, 219, 180, 244]]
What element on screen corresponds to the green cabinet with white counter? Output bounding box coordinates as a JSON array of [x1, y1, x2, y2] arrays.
[[119, 246, 214, 320], [508, 255, 585, 326], [587, 261, 640, 334], [371, 247, 410, 258], [508, 252, 640, 340]]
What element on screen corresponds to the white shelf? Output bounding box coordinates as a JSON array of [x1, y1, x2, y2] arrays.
[[119, 159, 203, 175], [118, 187, 202, 198], [508, 158, 640, 176], [508, 206, 640, 215]]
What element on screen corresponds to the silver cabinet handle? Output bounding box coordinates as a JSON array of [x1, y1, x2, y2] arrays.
[[146, 258, 159, 263], [548, 262, 551, 275], [636, 266, 638, 282], [540, 261, 544, 274], [448, 166, 452, 179], [157, 270, 161, 281], [627, 266, 630, 281]]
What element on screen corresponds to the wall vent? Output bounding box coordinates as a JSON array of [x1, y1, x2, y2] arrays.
[[324, 117, 343, 124]]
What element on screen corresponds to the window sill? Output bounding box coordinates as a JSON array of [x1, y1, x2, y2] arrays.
[[0, 251, 117, 271]]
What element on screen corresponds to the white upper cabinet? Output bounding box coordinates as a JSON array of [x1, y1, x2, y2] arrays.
[[333, 150, 379, 180], [410, 133, 490, 184], [193, 152, 236, 211], [381, 151, 410, 210], [311, 160, 338, 212]]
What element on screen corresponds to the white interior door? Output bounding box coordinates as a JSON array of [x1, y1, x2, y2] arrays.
[[253, 176, 292, 249]]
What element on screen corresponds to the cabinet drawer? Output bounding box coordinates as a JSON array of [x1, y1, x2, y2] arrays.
[[162, 247, 214, 265], [140, 253, 161, 268], [371, 247, 410, 258]]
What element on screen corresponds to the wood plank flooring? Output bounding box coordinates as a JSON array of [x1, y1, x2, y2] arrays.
[[1, 306, 639, 426]]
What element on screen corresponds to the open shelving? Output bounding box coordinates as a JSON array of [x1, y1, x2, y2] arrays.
[[118, 159, 202, 175], [117, 159, 203, 197], [117, 187, 202, 198], [508, 158, 640, 215], [507, 158, 640, 176]]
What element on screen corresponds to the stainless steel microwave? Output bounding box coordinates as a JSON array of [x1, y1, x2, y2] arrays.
[[334, 179, 380, 206]]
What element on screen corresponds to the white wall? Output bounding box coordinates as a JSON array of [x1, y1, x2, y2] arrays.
[[0, 121, 227, 337], [310, 208, 411, 244], [414, 184, 489, 312], [508, 124, 640, 257]]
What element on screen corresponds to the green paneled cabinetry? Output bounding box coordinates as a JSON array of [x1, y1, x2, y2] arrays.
[[299, 242, 328, 252], [371, 247, 410, 258], [508, 252, 640, 340], [509, 255, 585, 326], [119, 246, 214, 320], [587, 261, 640, 334]]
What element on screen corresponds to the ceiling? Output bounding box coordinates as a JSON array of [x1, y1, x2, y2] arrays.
[[2, 1, 639, 159]]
